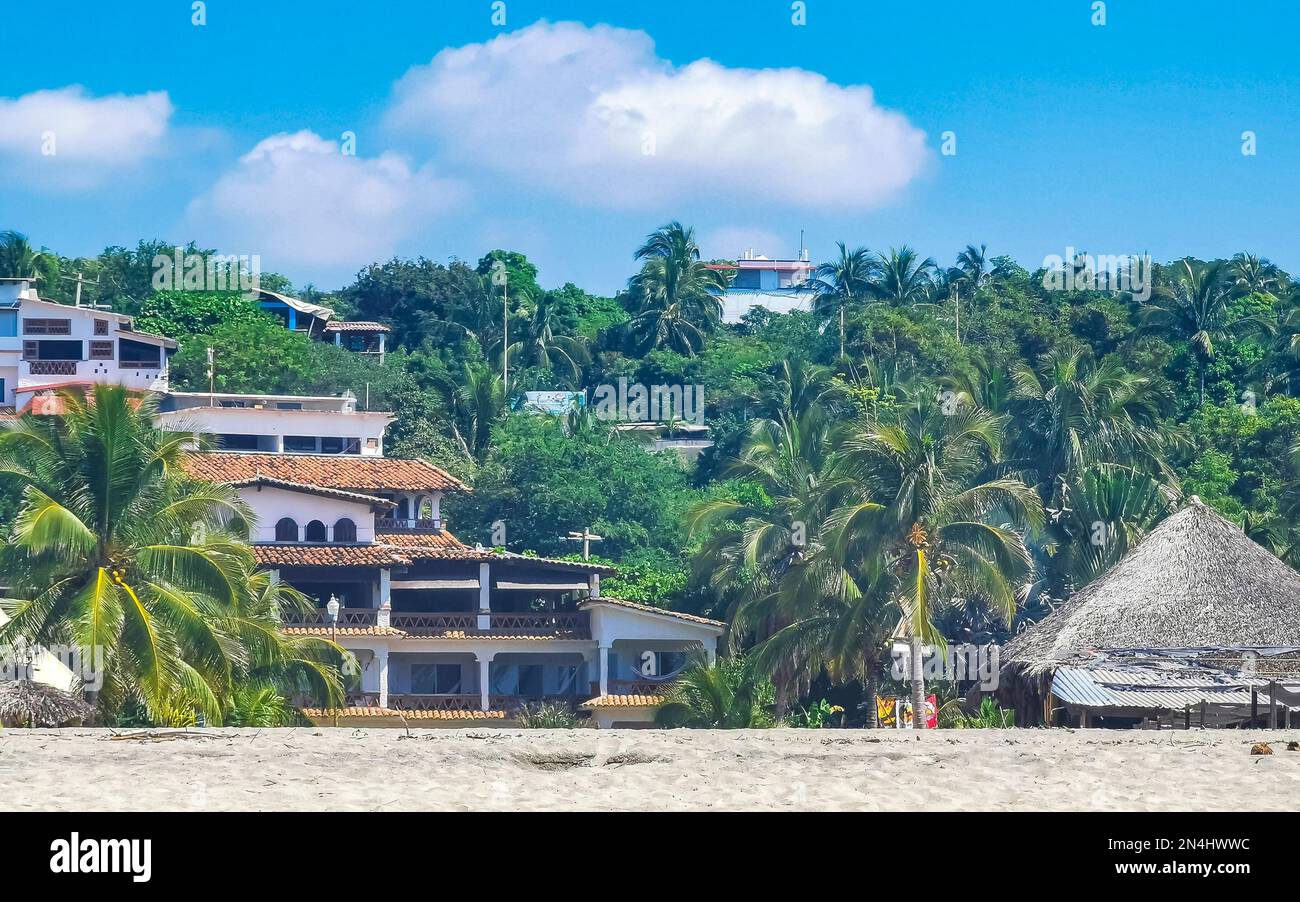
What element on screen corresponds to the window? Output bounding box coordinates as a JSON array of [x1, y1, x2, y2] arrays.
[[284, 436, 316, 453], [304, 520, 328, 542], [219, 400, 247, 409], [94, 319, 109, 336], [321, 437, 344, 454], [276, 402, 302, 410], [89, 340, 114, 360], [274, 518, 298, 542], [333, 518, 357, 543], [22, 341, 37, 361], [0, 310, 16, 337], [23, 318, 71, 335], [410, 663, 462, 695], [118, 338, 161, 368]]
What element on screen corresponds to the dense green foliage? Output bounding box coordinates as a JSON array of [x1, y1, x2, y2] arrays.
[[9, 223, 1300, 720]]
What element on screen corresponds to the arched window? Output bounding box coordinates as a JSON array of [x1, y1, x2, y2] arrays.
[[274, 518, 299, 542], [304, 520, 328, 542], [333, 518, 357, 543]]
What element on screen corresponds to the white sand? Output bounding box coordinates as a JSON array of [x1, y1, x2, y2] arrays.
[[2, 727, 1298, 811]]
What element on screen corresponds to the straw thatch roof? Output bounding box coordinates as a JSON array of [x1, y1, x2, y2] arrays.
[[1004, 497, 1300, 674], [0, 680, 94, 727]]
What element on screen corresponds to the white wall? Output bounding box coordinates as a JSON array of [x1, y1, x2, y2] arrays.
[[237, 485, 378, 543], [10, 299, 170, 393], [156, 406, 391, 456]]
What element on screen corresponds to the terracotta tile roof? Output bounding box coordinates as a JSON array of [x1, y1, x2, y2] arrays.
[[283, 625, 408, 637], [228, 475, 396, 509], [580, 694, 668, 709], [325, 320, 391, 332], [251, 544, 408, 567], [580, 597, 725, 628], [300, 707, 508, 720], [184, 452, 467, 493], [375, 530, 468, 549]]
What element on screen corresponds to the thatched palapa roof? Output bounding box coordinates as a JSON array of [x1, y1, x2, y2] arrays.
[[1004, 497, 1300, 673], [0, 680, 94, 727]]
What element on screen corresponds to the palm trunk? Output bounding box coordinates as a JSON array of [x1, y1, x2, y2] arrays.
[[839, 306, 845, 359], [864, 662, 880, 728], [1199, 364, 1205, 406], [909, 633, 927, 730]]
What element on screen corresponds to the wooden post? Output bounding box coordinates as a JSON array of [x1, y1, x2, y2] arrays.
[[1200, 699, 1207, 729], [1184, 706, 1191, 730], [1251, 687, 1258, 726], [1270, 681, 1278, 729]]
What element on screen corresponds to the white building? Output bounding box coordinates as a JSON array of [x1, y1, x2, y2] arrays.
[[0, 277, 176, 412], [156, 390, 393, 456], [712, 250, 817, 324], [182, 416, 724, 728]]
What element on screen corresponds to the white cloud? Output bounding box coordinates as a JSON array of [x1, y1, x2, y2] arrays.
[[0, 86, 173, 189], [184, 130, 466, 270], [384, 21, 929, 209]]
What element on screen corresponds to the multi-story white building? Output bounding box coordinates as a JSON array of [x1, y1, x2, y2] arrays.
[[156, 390, 393, 456], [711, 250, 817, 324], [184, 447, 723, 727], [0, 277, 175, 412]]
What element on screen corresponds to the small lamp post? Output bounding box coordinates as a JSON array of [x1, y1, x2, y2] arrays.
[[326, 594, 341, 727]]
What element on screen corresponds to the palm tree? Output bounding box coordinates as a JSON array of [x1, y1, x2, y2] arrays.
[[0, 230, 57, 283], [504, 291, 590, 384], [655, 653, 775, 728], [0, 385, 340, 722], [810, 243, 875, 359], [1232, 252, 1282, 298], [449, 363, 505, 458], [623, 222, 729, 356], [1139, 260, 1271, 404], [871, 246, 937, 306], [1007, 346, 1173, 521], [830, 395, 1042, 727]]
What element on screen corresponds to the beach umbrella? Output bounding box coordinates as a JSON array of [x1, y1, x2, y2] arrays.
[[0, 680, 94, 727]]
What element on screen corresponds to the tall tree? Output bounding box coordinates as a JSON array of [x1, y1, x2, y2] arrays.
[[623, 222, 729, 356], [810, 243, 875, 359], [871, 246, 937, 306]]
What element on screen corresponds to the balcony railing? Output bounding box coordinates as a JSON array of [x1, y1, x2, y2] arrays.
[[283, 608, 379, 627], [389, 612, 476, 635], [376, 517, 443, 532], [281, 608, 590, 638], [489, 612, 589, 637], [28, 360, 78, 376], [387, 693, 482, 711], [608, 679, 677, 696]]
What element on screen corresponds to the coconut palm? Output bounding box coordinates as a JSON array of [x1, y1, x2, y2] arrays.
[[0, 385, 338, 723], [871, 246, 937, 306], [655, 653, 775, 728], [0, 230, 57, 283], [1006, 345, 1174, 522], [810, 243, 875, 359], [1138, 259, 1272, 404], [623, 222, 729, 356], [1232, 252, 1282, 298], [504, 291, 590, 384], [829, 394, 1043, 727], [448, 363, 504, 459]]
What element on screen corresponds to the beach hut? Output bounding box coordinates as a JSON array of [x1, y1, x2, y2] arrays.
[[1000, 497, 1300, 726]]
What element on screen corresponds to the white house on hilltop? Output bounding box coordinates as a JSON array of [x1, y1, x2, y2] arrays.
[[710, 250, 817, 324], [0, 277, 176, 412]]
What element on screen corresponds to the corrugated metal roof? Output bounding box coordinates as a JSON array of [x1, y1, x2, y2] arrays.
[[1051, 666, 1295, 711]]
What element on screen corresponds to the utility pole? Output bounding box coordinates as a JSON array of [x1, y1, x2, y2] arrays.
[[565, 528, 603, 561], [207, 347, 216, 405], [502, 278, 509, 396], [61, 271, 100, 308], [954, 284, 961, 344]]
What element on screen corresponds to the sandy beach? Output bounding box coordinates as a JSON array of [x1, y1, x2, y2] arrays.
[[2, 727, 1298, 811]]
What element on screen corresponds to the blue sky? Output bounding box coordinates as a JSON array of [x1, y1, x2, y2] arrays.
[[1, 0, 1297, 295]]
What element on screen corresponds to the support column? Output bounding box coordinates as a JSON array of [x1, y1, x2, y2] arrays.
[[477, 562, 491, 630], [477, 651, 495, 711], [598, 645, 610, 697], [587, 572, 600, 599], [272, 434, 284, 454], [376, 568, 391, 609], [704, 640, 716, 665], [379, 332, 386, 366], [376, 646, 389, 709]]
